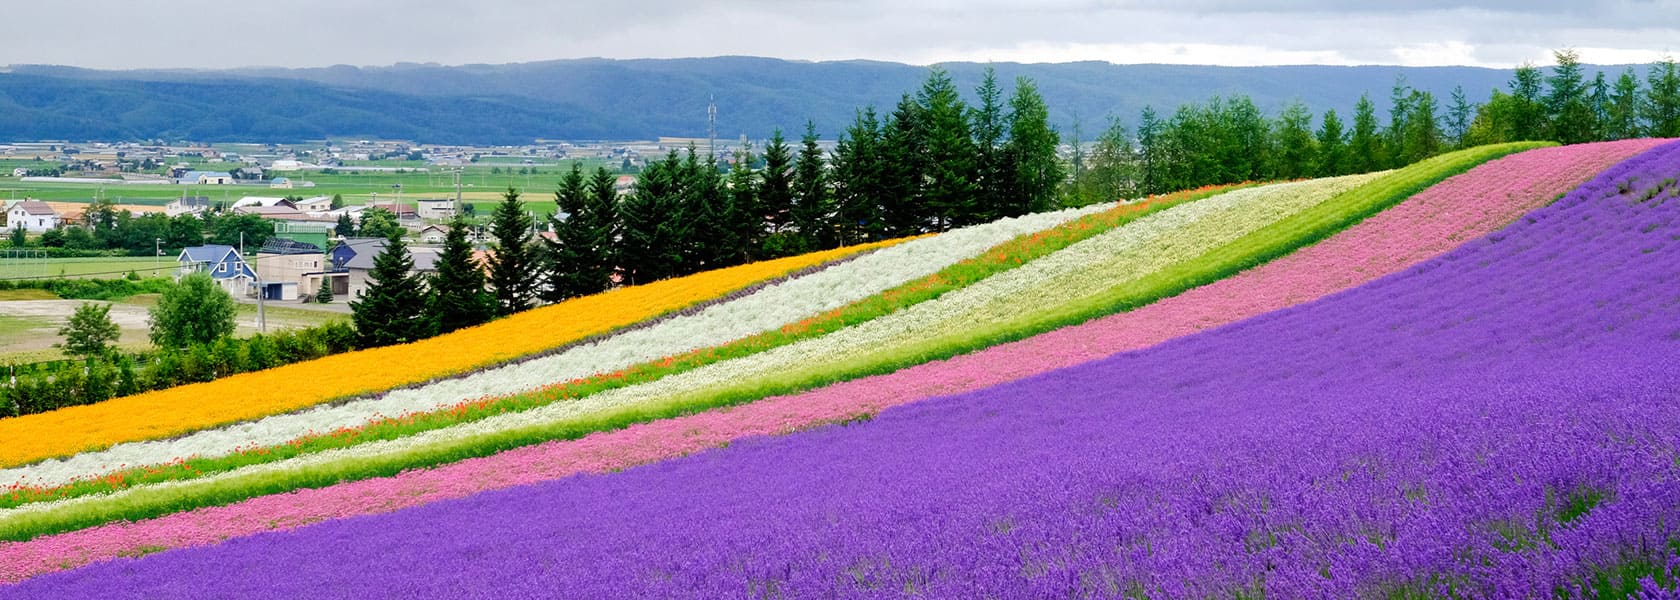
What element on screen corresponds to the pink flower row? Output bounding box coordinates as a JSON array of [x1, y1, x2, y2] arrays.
[[0, 138, 1664, 585]]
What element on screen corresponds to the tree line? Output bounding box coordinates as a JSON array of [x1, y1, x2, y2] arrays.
[[1068, 51, 1680, 203], [349, 67, 1067, 346]]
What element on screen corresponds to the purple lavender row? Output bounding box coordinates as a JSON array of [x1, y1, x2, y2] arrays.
[[11, 141, 1680, 599]]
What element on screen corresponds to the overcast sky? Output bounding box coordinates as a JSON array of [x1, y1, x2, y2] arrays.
[[5, 0, 1677, 70]]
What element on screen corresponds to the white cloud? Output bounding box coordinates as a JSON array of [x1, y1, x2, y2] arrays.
[[0, 1, 1676, 69]]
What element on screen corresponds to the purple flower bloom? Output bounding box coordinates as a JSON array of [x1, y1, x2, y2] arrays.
[[8, 140, 1680, 599]]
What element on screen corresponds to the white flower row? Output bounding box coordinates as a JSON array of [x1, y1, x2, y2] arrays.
[[1, 203, 1112, 490], [0, 176, 1367, 522]]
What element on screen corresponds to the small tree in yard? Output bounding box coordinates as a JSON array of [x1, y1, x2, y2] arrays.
[[350, 232, 432, 348], [57, 302, 120, 359], [315, 277, 334, 304], [149, 272, 236, 349]]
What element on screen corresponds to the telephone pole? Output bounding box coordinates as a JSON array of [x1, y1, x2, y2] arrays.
[[707, 95, 718, 159]]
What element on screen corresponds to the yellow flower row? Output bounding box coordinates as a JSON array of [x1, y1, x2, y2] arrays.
[[0, 239, 905, 468]]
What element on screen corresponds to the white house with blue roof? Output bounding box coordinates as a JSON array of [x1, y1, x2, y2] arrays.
[[177, 171, 233, 185], [177, 244, 256, 296]]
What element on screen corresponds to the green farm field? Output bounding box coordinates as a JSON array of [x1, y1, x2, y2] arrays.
[[0, 257, 177, 281], [0, 159, 609, 217]]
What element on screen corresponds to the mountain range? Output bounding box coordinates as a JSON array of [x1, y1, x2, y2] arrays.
[[0, 57, 1643, 145]]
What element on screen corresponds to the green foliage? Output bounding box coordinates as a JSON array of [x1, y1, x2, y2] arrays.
[[350, 232, 432, 348], [205, 213, 273, 250], [1645, 57, 1680, 138], [758, 130, 795, 234], [792, 121, 835, 250], [1315, 109, 1349, 176], [355, 206, 403, 240], [917, 67, 980, 228], [148, 272, 235, 349], [55, 302, 120, 359], [1545, 49, 1597, 144], [486, 187, 536, 315], [0, 277, 172, 301], [1003, 76, 1063, 217], [830, 109, 886, 245], [314, 277, 334, 304], [616, 152, 693, 282], [430, 217, 495, 334]]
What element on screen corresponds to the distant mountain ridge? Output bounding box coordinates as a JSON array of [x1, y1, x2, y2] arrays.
[[0, 57, 1645, 145]]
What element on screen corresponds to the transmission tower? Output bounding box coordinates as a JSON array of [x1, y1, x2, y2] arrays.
[[707, 95, 718, 159]]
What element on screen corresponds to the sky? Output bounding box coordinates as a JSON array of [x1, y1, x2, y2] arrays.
[[4, 0, 1677, 70]]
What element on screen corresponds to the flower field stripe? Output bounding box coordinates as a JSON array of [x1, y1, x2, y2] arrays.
[[0, 175, 1377, 538], [0, 140, 1650, 574], [7, 145, 1679, 598], [0, 203, 1106, 493], [0, 184, 1230, 512], [0, 240, 905, 469]]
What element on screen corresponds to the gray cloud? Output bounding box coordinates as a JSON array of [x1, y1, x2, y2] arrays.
[[2, 0, 1676, 69]]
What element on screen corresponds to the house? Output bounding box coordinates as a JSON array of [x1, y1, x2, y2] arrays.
[[269, 177, 293, 189], [177, 245, 255, 296], [415, 198, 456, 221], [330, 237, 440, 300], [231, 196, 296, 210], [165, 196, 211, 217], [291, 195, 334, 212], [177, 171, 233, 185], [253, 238, 326, 301], [5, 200, 60, 232], [10, 168, 26, 177], [417, 224, 448, 245]]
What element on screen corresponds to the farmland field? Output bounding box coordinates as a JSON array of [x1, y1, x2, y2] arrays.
[[0, 257, 175, 281], [1, 140, 1678, 598]]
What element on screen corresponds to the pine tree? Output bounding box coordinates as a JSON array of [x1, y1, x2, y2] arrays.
[[724, 146, 763, 259], [1220, 95, 1272, 182], [1509, 63, 1548, 141], [1315, 109, 1349, 176], [485, 187, 535, 315], [617, 153, 689, 282], [831, 108, 884, 245], [334, 214, 355, 239], [540, 163, 596, 303], [1079, 116, 1137, 205], [430, 216, 494, 334], [1349, 94, 1382, 173], [1385, 77, 1414, 168], [1272, 101, 1317, 180], [585, 166, 621, 282], [314, 277, 333, 304], [970, 67, 1008, 222], [880, 94, 928, 236], [1608, 68, 1643, 140], [1644, 56, 1680, 138], [1136, 106, 1164, 195], [1002, 76, 1061, 216], [1402, 90, 1443, 164], [1545, 49, 1596, 144], [758, 131, 795, 234], [681, 147, 736, 270], [791, 121, 834, 250], [917, 67, 979, 228], [1446, 86, 1475, 148], [1589, 71, 1612, 141], [350, 232, 432, 348]]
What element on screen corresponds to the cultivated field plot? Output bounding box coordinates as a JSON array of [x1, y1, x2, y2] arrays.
[[1, 140, 1677, 598]]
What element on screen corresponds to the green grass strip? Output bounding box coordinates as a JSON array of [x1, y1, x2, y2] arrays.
[[0, 183, 1249, 521]]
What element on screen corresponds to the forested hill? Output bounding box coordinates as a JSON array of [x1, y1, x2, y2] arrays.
[[0, 57, 1639, 144]]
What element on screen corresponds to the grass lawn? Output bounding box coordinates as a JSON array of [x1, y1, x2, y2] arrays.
[[0, 257, 175, 280]]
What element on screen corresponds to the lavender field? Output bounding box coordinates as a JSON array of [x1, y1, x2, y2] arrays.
[[8, 141, 1678, 598]]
